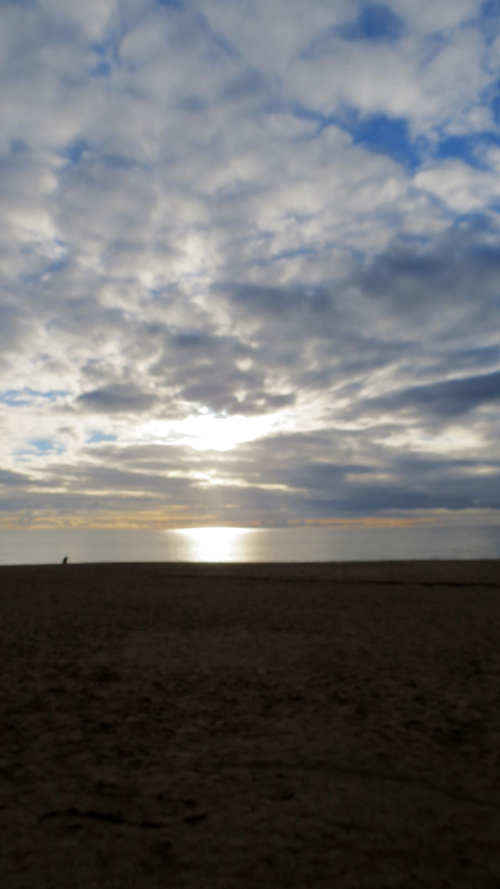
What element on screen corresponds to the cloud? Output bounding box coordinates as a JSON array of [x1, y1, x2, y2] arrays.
[[367, 370, 500, 418], [0, 0, 499, 528], [222, 67, 270, 102], [0, 468, 30, 487], [77, 383, 158, 412]]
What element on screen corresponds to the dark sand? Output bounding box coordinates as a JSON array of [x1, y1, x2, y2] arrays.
[[1, 561, 499, 888]]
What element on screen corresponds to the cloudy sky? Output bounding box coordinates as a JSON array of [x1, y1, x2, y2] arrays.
[[1, 0, 500, 530]]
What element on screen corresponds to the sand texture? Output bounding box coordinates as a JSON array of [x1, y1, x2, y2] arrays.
[[0, 560, 499, 888]]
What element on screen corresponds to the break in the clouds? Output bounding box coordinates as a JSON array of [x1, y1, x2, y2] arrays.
[[0, 0, 499, 529]]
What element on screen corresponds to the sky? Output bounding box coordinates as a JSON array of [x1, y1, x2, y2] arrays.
[[0, 0, 500, 531]]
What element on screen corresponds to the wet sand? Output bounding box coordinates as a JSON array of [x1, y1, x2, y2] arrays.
[[0, 560, 499, 888]]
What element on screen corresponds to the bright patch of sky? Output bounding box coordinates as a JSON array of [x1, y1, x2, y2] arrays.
[[136, 412, 282, 451], [0, 0, 499, 529]]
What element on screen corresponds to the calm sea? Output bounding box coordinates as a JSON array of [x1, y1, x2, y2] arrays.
[[0, 524, 499, 565]]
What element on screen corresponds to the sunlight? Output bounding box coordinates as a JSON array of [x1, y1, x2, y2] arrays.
[[173, 526, 255, 561], [138, 412, 279, 451]]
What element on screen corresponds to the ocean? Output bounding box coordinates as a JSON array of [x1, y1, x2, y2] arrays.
[[0, 523, 499, 565]]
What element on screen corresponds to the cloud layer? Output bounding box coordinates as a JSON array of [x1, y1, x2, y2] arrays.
[[0, 0, 499, 528]]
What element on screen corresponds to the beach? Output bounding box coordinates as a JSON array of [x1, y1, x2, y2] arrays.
[[1, 560, 499, 888]]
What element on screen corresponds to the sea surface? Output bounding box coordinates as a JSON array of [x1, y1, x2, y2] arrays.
[[0, 523, 499, 565]]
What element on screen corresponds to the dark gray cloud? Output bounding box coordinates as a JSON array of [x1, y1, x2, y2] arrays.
[[0, 301, 27, 357], [77, 384, 158, 412], [368, 370, 500, 418], [0, 468, 30, 487], [357, 229, 500, 322]]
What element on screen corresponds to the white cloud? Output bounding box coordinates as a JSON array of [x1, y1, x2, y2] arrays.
[[415, 160, 500, 212]]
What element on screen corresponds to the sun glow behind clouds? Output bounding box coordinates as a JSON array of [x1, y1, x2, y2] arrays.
[[173, 526, 255, 561], [137, 412, 280, 451]]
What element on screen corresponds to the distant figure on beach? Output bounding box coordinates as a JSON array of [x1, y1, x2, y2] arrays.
[[62, 556, 68, 565]]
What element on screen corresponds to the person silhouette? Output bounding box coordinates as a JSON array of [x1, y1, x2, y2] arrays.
[[62, 556, 68, 565]]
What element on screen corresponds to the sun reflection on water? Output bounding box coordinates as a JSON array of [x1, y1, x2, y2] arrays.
[[173, 526, 256, 562]]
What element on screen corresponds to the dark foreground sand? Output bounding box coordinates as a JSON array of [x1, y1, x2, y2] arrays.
[[0, 561, 499, 888]]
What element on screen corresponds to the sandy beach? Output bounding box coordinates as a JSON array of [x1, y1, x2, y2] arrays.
[[0, 560, 499, 888]]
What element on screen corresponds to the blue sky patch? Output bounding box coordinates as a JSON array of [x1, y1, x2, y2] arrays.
[[90, 60, 111, 78], [87, 432, 117, 443], [0, 388, 68, 406], [28, 438, 64, 454], [30, 438, 55, 452], [290, 103, 420, 169], [435, 132, 500, 168], [336, 3, 404, 43], [302, 3, 405, 58], [348, 113, 419, 168], [63, 138, 89, 165], [482, 0, 500, 17]]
